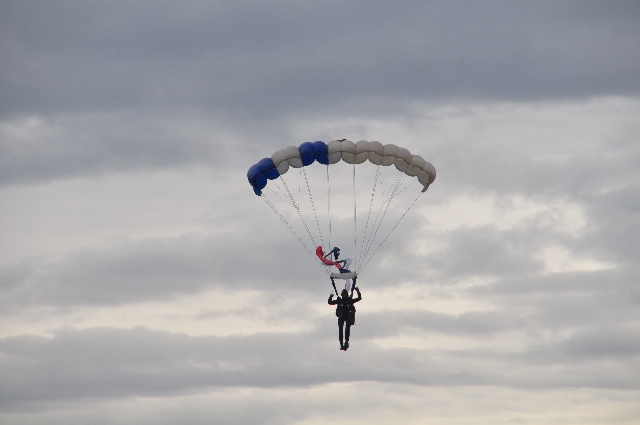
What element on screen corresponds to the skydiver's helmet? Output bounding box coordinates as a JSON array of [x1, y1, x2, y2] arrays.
[[333, 247, 341, 260], [341, 289, 349, 298]]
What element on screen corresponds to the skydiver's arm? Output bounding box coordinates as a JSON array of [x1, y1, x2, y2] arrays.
[[329, 278, 338, 304], [352, 287, 362, 303]]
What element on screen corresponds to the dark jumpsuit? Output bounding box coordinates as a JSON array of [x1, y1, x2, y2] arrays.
[[328, 288, 361, 349]]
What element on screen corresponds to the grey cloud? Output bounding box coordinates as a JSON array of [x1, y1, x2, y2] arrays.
[[2, 323, 639, 408], [422, 103, 640, 201], [357, 267, 639, 344], [470, 266, 640, 339], [1, 235, 213, 307], [2, 396, 300, 425], [428, 224, 544, 279], [558, 326, 640, 361], [2, 1, 639, 190], [0, 326, 418, 404], [0, 112, 234, 185], [585, 184, 640, 266], [0, 232, 314, 308], [357, 309, 518, 339], [507, 327, 640, 389], [2, 1, 638, 120]]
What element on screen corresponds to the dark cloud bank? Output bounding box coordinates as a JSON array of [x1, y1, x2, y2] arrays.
[[2, 1, 639, 118], [1, 1, 639, 186], [1, 320, 638, 408]]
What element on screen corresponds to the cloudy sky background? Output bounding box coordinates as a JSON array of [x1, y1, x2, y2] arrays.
[[1, 1, 640, 424]]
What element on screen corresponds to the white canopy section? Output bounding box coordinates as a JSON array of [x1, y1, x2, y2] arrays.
[[326, 140, 436, 191], [270, 140, 436, 191]]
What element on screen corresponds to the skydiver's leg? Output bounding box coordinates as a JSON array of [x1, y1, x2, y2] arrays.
[[344, 321, 351, 349], [338, 318, 345, 349]]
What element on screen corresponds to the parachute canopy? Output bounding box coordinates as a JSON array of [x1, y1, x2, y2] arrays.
[[247, 140, 435, 196], [247, 139, 436, 277]]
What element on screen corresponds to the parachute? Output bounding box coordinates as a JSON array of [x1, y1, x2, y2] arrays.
[[247, 139, 436, 278]]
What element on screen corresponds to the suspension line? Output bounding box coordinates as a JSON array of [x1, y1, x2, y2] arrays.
[[360, 189, 424, 273], [353, 163, 358, 272], [326, 164, 332, 251]]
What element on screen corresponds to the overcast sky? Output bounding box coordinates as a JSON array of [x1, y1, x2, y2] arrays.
[[1, 1, 640, 424]]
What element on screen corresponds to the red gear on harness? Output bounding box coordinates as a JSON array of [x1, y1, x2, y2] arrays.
[[316, 246, 343, 270]]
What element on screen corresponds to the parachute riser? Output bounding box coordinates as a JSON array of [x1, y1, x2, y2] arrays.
[[331, 278, 339, 296]]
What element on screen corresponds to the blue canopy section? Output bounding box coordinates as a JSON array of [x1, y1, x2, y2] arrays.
[[299, 142, 315, 166], [247, 157, 280, 195], [313, 141, 329, 165], [247, 141, 327, 195]]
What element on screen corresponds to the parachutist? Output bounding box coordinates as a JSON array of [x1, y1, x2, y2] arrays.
[[329, 277, 361, 351], [247, 140, 435, 353]]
